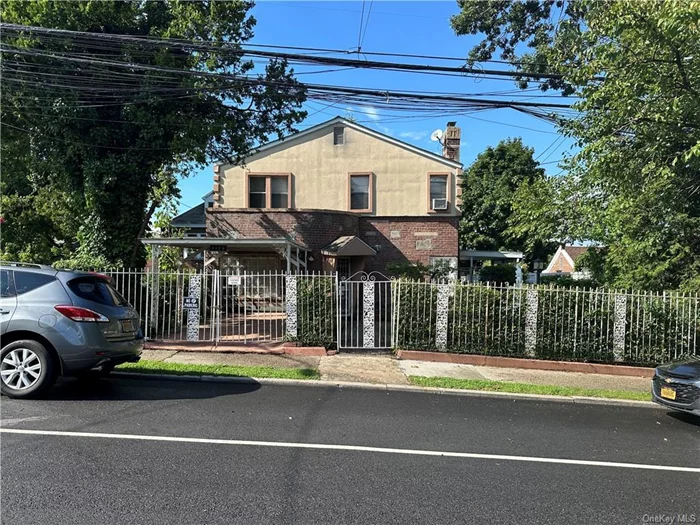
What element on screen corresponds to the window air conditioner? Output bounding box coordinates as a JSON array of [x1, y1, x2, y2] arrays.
[[432, 198, 448, 211]]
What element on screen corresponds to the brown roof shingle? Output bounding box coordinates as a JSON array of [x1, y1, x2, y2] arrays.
[[564, 246, 589, 262]]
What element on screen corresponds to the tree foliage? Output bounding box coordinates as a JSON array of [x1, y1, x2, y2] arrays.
[[453, 0, 700, 291], [0, 0, 306, 267], [459, 138, 552, 260]]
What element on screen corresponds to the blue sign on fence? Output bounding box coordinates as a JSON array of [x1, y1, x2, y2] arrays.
[[183, 296, 199, 310]]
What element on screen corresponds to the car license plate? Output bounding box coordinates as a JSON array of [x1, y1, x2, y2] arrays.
[[660, 387, 676, 400], [121, 319, 135, 332]]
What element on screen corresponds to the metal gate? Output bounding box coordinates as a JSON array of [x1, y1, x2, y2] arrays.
[[106, 269, 287, 344], [216, 271, 286, 343], [337, 272, 393, 349], [106, 268, 394, 349]]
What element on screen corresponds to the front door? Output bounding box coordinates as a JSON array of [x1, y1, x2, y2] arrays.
[[0, 269, 17, 336]]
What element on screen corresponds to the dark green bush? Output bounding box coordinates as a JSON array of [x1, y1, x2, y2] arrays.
[[293, 276, 336, 348], [478, 264, 516, 284], [393, 280, 438, 350]]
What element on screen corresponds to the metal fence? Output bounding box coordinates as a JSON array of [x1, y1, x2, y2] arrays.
[[102, 269, 291, 344], [101, 268, 700, 365], [393, 282, 700, 365]]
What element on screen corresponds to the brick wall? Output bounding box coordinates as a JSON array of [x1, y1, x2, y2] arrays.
[[548, 253, 574, 273], [207, 209, 458, 273], [207, 209, 359, 271], [358, 216, 459, 272]]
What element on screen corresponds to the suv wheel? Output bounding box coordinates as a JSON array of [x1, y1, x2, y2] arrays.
[[0, 340, 56, 399]]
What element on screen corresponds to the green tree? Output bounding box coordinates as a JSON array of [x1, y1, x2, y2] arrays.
[[0, 0, 306, 267], [452, 0, 700, 291], [460, 138, 551, 260]]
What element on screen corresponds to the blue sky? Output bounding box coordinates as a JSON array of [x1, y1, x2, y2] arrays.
[[177, 0, 575, 211]]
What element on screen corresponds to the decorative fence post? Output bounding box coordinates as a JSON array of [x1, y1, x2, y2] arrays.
[[524, 288, 539, 357], [286, 274, 298, 339], [613, 293, 627, 362], [149, 245, 162, 338], [435, 282, 450, 350], [186, 274, 201, 342], [363, 279, 375, 348]]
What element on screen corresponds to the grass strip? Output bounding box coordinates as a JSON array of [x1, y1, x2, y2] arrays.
[[408, 376, 650, 402], [117, 359, 320, 380]]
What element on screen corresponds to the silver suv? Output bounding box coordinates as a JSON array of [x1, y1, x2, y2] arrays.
[[0, 262, 143, 398]]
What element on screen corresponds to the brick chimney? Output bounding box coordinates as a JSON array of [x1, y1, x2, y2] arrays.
[[442, 121, 461, 162]]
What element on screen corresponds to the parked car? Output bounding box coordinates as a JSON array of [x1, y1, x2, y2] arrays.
[[651, 358, 700, 416], [0, 262, 142, 399]]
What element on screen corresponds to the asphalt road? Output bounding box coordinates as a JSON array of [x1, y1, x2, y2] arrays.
[[1, 376, 699, 525]]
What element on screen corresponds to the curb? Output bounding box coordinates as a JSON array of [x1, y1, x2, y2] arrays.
[[144, 343, 328, 357], [112, 371, 658, 409], [396, 350, 656, 378]]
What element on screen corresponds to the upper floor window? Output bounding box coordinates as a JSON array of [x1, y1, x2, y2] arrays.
[[428, 173, 449, 212], [349, 173, 372, 212], [247, 174, 291, 209], [333, 127, 345, 145]]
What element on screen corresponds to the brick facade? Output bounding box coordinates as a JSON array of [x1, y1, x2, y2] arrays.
[[547, 253, 574, 273], [207, 209, 458, 272], [358, 216, 459, 273]]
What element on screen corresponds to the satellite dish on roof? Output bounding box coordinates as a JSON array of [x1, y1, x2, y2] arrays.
[[430, 129, 443, 142]]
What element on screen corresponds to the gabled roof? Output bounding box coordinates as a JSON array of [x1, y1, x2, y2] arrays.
[[218, 116, 462, 169], [171, 203, 205, 228], [321, 236, 377, 257], [542, 245, 595, 274], [563, 246, 589, 262]]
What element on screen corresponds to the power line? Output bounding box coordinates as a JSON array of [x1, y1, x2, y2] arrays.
[[0, 45, 574, 111], [357, 0, 366, 54], [539, 136, 569, 163], [536, 135, 566, 160], [359, 0, 374, 51], [0, 23, 601, 83]]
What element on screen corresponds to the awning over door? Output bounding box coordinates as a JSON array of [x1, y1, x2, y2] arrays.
[[321, 236, 376, 257]]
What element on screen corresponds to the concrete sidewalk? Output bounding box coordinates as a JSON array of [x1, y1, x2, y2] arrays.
[[140, 350, 651, 393]]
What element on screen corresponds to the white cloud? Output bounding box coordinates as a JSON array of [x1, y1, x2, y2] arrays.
[[398, 130, 429, 141], [361, 106, 381, 121]]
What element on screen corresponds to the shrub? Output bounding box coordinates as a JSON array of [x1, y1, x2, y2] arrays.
[[293, 276, 336, 348], [478, 264, 516, 284]]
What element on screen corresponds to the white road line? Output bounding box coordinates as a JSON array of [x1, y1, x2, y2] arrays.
[[2, 427, 698, 474]]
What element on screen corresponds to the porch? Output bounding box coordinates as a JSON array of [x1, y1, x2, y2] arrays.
[[142, 237, 310, 273]]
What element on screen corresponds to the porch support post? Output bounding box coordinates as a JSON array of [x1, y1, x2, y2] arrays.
[[362, 280, 375, 348], [436, 283, 450, 350], [286, 274, 298, 338], [186, 274, 201, 342], [286, 244, 291, 273], [524, 288, 538, 357], [613, 294, 627, 362]]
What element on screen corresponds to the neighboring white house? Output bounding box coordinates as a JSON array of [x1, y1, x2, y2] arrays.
[[541, 245, 593, 279]]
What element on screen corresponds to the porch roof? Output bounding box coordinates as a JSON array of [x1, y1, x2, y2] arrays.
[[460, 249, 524, 261], [321, 236, 376, 257], [141, 237, 308, 251]]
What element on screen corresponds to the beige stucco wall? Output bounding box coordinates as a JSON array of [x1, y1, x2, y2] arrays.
[[217, 125, 460, 216]]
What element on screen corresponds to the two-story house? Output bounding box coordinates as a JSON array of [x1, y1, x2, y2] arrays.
[[151, 116, 463, 276]]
